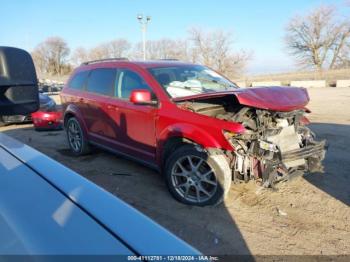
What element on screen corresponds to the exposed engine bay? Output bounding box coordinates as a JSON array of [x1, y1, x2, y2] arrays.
[[178, 95, 327, 187]]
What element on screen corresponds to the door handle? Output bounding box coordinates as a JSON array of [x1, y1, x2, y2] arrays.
[[107, 105, 119, 111]]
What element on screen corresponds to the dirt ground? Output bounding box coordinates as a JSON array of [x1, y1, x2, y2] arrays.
[[1, 87, 349, 256]]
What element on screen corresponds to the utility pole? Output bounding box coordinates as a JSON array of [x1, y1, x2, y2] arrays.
[[137, 14, 151, 61]]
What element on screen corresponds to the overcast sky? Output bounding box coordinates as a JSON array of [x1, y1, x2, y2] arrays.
[[1, 0, 349, 74]]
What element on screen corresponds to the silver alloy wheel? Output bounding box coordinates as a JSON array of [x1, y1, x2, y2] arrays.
[[171, 155, 218, 203], [67, 120, 82, 152]]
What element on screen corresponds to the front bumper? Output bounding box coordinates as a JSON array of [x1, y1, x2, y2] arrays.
[[260, 139, 327, 186], [281, 140, 327, 172], [228, 135, 327, 186]]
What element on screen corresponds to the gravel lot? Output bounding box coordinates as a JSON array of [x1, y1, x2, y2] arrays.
[[1, 87, 349, 255]]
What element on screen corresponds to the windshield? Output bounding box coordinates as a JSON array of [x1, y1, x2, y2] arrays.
[[148, 65, 238, 98]]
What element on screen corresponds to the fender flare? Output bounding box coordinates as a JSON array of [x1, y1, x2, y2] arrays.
[[157, 123, 229, 164], [63, 104, 89, 137]]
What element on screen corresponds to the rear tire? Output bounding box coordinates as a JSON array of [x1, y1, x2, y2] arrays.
[[66, 117, 91, 155], [164, 144, 231, 206]]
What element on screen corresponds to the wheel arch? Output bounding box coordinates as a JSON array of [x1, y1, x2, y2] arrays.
[[63, 104, 88, 137], [157, 123, 225, 167], [160, 136, 197, 167]]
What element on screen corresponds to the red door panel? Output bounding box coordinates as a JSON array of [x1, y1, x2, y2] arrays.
[[117, 102, 158, 162]]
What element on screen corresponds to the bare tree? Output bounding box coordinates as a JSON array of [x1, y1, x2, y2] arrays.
[[88, 45, 109, 60], [73, 39, 132, 63], [285, 6, 350, 70], [32, 37, 70, 75], [188, 28, 251, 78], [105, 39, 131, 58], [31, 45, 49, 75], [336, 42, 350, 68], [132, 38, 190, 61], [71, 47, 89, 66]]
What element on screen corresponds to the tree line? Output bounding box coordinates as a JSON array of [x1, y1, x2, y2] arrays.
[[32, 28, 252, 79], [32, 4, 349, 78]]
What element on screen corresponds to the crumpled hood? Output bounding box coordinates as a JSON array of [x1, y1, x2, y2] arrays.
[[233, 86, 309, 111]]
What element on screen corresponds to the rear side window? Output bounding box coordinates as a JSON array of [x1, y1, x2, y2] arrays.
[[69, 70, 89, 90], [87, 68, 116, 96]]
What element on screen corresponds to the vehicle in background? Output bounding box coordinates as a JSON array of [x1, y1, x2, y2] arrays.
[[1, 47, 199, 255], [0, 93, 56, 125], [39, 83, 51, 93], [31, 110, 63, 130], [60, 59, 326, 206], [39, 82, 64, 94]]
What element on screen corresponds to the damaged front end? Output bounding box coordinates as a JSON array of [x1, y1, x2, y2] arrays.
[[177, 86, 327, 188], [222, 108, 327, 187]]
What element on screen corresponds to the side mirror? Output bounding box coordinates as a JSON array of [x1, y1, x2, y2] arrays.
[[130, 89, 157, 105], [0, 47, 39, 115]]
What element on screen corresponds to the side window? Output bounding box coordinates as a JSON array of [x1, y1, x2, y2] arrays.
[[69, 70, 89, 90], [87, 68, 116, 96], [117, 69, 153, 99]]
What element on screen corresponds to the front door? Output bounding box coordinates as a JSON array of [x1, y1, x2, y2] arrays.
[[110, 68, 158, 163]]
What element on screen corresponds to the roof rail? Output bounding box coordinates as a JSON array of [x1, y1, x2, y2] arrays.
[[81, 57, 129, 65]]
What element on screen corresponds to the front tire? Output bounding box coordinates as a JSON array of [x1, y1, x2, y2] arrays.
[[164, 144, 231, 206], [66, 117, 91, 155]]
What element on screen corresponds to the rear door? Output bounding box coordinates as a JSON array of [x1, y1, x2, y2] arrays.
[[61, 70, 90, 119], [84, 68, 118, 139]]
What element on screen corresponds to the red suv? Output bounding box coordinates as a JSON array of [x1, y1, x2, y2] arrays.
[[61, 59, 326, 206]]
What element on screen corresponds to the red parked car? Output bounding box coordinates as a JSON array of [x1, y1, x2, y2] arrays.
[[61, 59, 326, 206], [31, 110, 62, 130]]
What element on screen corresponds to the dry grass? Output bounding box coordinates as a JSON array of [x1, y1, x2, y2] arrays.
[[235, 68, 350, 85]]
